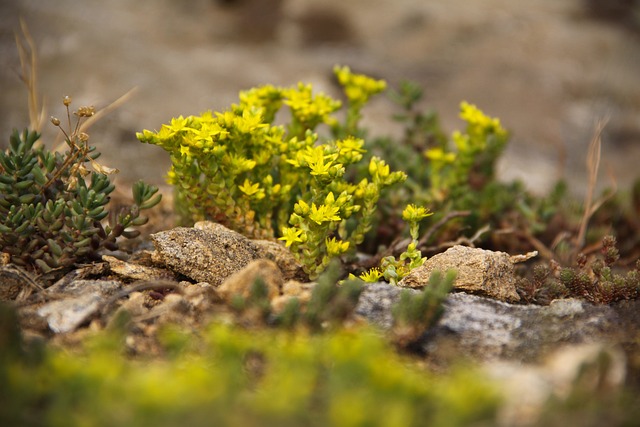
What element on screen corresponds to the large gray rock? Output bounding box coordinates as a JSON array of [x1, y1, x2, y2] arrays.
[[356, 283, 635, 364], [430, 293, 620, 362], [355, 282, 404, 329]]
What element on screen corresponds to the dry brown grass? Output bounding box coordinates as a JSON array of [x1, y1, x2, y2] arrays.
[[575, 117, 617, 253], [15, 18, 45, 133]]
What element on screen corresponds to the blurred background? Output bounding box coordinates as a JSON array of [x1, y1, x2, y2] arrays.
[[1, 0, 639, 196]]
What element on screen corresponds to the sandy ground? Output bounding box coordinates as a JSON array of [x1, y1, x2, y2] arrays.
[[1, 0, 639, 196]]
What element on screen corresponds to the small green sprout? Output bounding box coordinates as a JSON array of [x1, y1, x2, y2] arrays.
[[357, 204, 432, 285]]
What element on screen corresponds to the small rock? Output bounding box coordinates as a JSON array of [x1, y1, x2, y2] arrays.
[[182, 282, 218, 310], [252, 239, 307, 282], [36, 279, 123, 333], [139, 293, 191, 323], [50, 262, 110, 289], [0, 265, 39, 301], [117, 292, 148, 318], [272, 280, 315, 314], [37, 292, 104, 333], [46, 279, 121, 296], [282, 280, 315, 297], [217, 259, 283, 302], [103, 255, 176, 282], [399, 245, 526, 302], [547, 298, 585, 317], [151, 223, 260, 285]]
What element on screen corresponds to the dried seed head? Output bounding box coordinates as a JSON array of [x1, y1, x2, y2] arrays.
[[78, 132, 89, 142], [74, 106, 95, 117], [63, 95, 72, 106], [50, 116, 61, 126]]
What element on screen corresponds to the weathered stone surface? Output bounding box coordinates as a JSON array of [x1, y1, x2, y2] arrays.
[[282, 280, 315, 298], [271, 280, 316, 314], [37, 292, 104, 333], [217, 259, 283, 302], [102, 255, 176, 282], [354, 282, 404, 329], [0, 265, 38, 301], [48, 263, 110, 291], [252, 239, 307, 282], [355, 283, 633, 364], [46, 279, 121, 296], [399, 245, 527, 302], [37, 279, 122, 333], [151, 224, 260, 286]]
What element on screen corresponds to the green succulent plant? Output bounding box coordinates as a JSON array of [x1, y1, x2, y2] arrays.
[[517, 235, 640, 305], [138, 66, 405, 278], [558, 235, 640, 304], [0, 100, 161, 276]]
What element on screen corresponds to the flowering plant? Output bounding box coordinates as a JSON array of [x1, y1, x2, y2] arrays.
[[138, 66, 404, 277]]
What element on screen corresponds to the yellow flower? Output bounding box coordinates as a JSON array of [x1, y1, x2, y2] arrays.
[[309, 202, 341, 225], [459, 101, 507, 138], [425, 148, 456, 163], [303, 147, 334, 176], [325, 237, 350, 256], [368, 157, 389, 179], [279, 227, 304, 247], [359, 267, 382, 283], [294, 199, 311, 216], [336, 136, 365, 164], [334, 65, 387, 105], [179, 144, 191, 158], [238, 179, 263, 198], [284, 83, 341, 128], [234, 108, 268, 134], [168, 116, 191, 134], [224, 153, 256, 174], [401, 204, 433, 222]]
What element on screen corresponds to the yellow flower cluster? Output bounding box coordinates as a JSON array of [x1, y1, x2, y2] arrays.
[[421, 101, 509, 203], [459, 101, 506, 137], [334, 65, 387, 106], [284, 83, 341, 132], [401, 204, 432, 223], [138, 66, 404, 277]]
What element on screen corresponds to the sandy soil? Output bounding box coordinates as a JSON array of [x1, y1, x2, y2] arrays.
[[1, 0, 639, 196]]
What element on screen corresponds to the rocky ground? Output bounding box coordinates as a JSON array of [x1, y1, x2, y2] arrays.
[[4, 221, 639, 425], [1, 0, 639, 195], [1, 1, 640, 425]]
